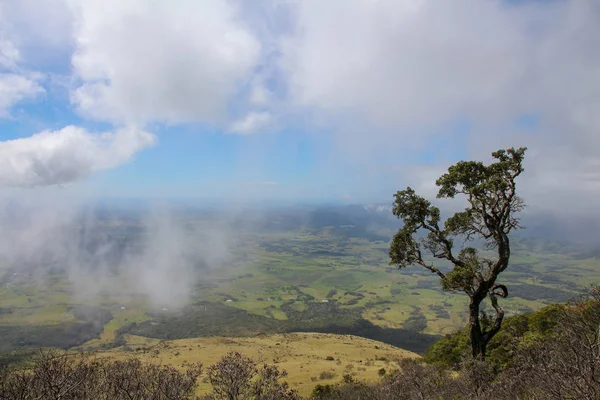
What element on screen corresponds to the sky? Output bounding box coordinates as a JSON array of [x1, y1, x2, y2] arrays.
[[1, 0, 600, 211]]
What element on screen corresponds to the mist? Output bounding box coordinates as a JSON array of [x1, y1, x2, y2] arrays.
[[0, 194, 236, 309]]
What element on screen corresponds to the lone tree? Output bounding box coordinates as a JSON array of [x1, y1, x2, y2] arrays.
[[389, 147, 526, 359]]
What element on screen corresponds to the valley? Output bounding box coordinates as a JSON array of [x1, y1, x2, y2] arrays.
[[1, 205, 598, 359]]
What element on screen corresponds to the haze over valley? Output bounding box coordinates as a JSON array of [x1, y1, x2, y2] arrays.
[[1, 1, 600, 398], [1, 201, 598, 356]]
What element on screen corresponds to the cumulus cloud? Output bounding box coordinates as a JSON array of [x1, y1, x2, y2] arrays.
[[0, 126, 156, 187], [1, 0, 599, 210], [0, 72, 44, 117], [277, 0, 600, 210], [0, 35, 44, 117], [69, 0, 261, 125], [228, 111, 273, 134], [282, 0, 531, 128]]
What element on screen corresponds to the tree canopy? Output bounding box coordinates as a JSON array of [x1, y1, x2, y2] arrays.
[[389, 147, 527, 359]]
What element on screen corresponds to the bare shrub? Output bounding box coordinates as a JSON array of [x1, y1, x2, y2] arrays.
[[103, 358, 202, 399], [252, 363, 301, 400], [375, 358, 453, 400], [207, 352, 256, 400], [0, 350, 104, 400], [0, 350, 202, 400], [205, 352, 300, 400], [496, 288, 600, 400]]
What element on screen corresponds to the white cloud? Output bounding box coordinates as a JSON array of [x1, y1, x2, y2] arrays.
[[277, 0, 600, 210], [0, 0, 599, 209], [69, 0, 261, 125], [228, 111, 273, 134], [0, 73, 44, 117], [0, 39, 20, 69], [0, 33, 44, 117], [282, 0, 534, 128], [249, 82, 271, 106], [0, 125, 156, 187], [0, 0, 73, 55]]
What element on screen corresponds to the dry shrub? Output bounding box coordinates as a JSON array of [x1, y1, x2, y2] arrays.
[[319, 371, 335, 380], [495, 288, 600, 400], [0, 350, 202, 400]]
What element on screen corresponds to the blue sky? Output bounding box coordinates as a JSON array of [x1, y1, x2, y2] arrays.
[[0, 0, 599, 210]]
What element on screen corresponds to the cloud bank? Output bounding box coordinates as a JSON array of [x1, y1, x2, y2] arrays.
[[278, 0, 600, 209], [0, 0, 599, 207]]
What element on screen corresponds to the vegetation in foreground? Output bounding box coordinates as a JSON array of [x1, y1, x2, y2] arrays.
[[2, 287, 598, 399], [99, 333, 418, 396]]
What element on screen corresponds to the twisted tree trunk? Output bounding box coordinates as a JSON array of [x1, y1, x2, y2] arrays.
[[468, 284, 508, 360]]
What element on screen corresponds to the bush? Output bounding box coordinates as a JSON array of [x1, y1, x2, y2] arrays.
[[207, 351, 300, 400], [0, 350, 299, 400], [311, 384, 336, 399], [207, 352, 256, 399], [319, 371, 336, 380], [425, 302, 568, 371], [0, 350, 202, 400]]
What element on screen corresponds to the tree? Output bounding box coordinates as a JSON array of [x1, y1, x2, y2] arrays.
[[206, 352, 300, 400], [207, 352, 256, 400], [389, 147, 526, 360]]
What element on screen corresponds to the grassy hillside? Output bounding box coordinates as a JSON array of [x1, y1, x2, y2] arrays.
[[2, 289, 598, 399], [96, 333, 418, 396], [1, 209, 599, 355]]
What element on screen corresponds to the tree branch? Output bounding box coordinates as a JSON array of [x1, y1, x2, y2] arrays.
[[416, 258, 446, 280], [484, 284, 508, 339]]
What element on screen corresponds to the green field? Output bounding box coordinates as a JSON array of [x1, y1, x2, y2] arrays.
[[1, 215, 599, 356]]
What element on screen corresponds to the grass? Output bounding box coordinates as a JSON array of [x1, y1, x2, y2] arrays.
[[2, 224, 600, 354], [98, 332, 419, 397]]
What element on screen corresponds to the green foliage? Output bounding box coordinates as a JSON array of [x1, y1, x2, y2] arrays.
[[527, 303, 564, 335], [424, 330, 470, 368], [390, 146, 527, 290], [389, 147, 527, 359], [311, 384, 336, 398], [424, 303, 564, 370]]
